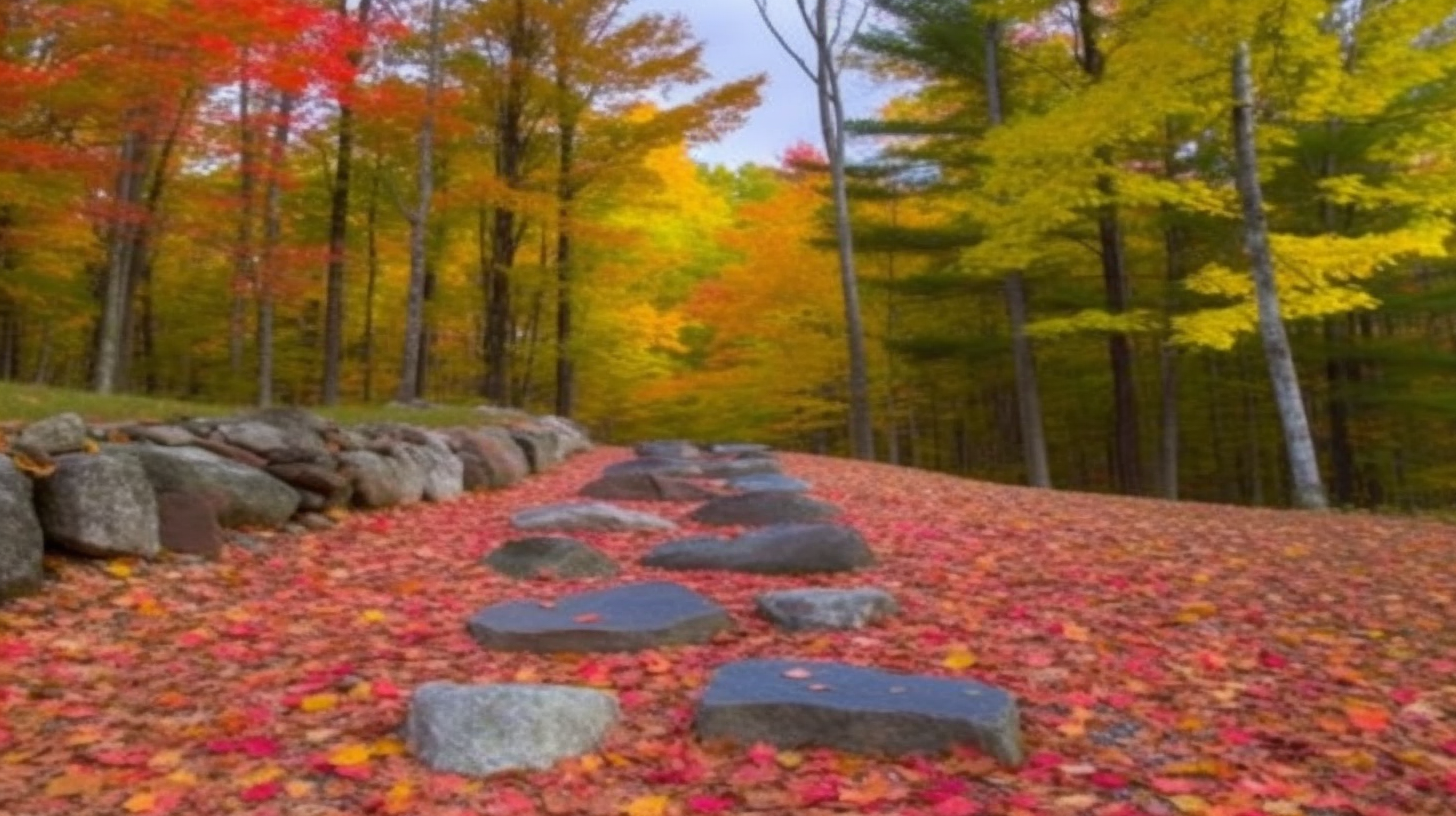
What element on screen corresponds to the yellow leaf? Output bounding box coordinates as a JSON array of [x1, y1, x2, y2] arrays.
[[299, 693, 338, 713], [241, 766, 283, 785], [349, 682, 374, 701], [371, 737, 406, 757], [165, 770, 198, 787], [775, 750, 804, 769], [383, 781, 413, 814], [44, 771, 105, 798], [624, 795, 670, 816], [285, 780, 314, 798], [942, 647, 977, 671], [579, 754, 604, 774], [359, 609, 386, 624], [106, 562, 133, 579], [328, 743, 372, 767], [1170, 795, 1209, 814], [124, 792, 156, 813], [147, 750, 184, 770]]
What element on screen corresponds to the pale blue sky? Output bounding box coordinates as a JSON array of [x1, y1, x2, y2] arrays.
[[625, 0, 894, 168]]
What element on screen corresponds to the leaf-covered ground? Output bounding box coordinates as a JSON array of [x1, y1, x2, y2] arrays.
[[2, 449, 1455, 816]]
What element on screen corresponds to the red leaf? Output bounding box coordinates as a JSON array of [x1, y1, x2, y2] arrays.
[[1090, 771, 1129, 789], [240, 781, 282, 803], [687, 795, 735, 814], [1259, 649, 1289, 669], [931, 795, 982, 816]]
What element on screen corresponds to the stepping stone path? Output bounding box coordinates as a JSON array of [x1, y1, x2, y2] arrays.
[[578, 472, 716, 502], [467, 581, 730, 652], [511, 501, 675, 532], [695, 659, 1024, 767], [482, 537, 619, 580], [689, 491, 840, 526], [695, 457, 783, 479], [756, 587, 898, 631], [602, 457, 705, 478], [641, 524, 874, 575], [406, 682, 619, 776], [729, 473, 810, 493]]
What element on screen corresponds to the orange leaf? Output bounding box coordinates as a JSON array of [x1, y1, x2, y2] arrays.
[[299, 693, 338, 712], [624, 794, 670, 816], [1344, 703, 1391, 732], [124, 792, 157, 813]]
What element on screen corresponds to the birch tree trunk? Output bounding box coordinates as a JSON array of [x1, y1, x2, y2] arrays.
[[1232, 42, 1328, 510], [257, 92, 296, 408], [397, 0, 443, 402]]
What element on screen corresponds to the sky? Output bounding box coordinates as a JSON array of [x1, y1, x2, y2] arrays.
[[625, 0, 895, 168]]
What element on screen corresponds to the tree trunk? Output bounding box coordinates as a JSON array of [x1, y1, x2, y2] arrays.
[[230, 61, 256, 380], [322, 0, 374, 406], [257, 92, 296, 408], [554, 123, 577, 418], [483, 0, 532, 405], [983, 20, 1051, 487], [812, 0, 873, 459], [397, 0, 443, 402], [1232, 42, 1327, 510], [93, 127, 145, 394], [362, 159, 381, 402], [1076, 0, 1141, 494]]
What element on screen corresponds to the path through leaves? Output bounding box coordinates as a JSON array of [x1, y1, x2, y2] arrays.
[[2, 449, 1454, 815]]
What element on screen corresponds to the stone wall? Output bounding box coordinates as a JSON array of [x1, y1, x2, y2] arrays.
[[0, 408, 591, 599]]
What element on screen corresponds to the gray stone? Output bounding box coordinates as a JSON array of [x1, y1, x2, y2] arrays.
[[696, 457, 783, 479], [510, 427, 564, 473], [539, 416, 592, 456], [706, 443, 773, 457], [405, 682, 619, 777], [298, 513, 336, 531], [339, 450, 425, 508], [602, 457, 703, 478], [482, 537, 619, 580], [126, 445, 299, 529], [156, 492, 223, 560], [756, 588, 898, 631], [122, 424, 197, 447], [449, 428, 531, 489], [468, 582, 729, 653], [634, 440, 702, 459], [641, 524, 874, 575], [730, 474, 810, 493], [18, 413, 88, 455], [36, 452, 160, 558], [189, 437, 268, 469], [695, 659, 1023, 767], [397, 436, 464, 502], [511, 502, 675, 533], [578, 473, 716, 502], [689, 492, 840, 526], [0, 458, 44, 599]]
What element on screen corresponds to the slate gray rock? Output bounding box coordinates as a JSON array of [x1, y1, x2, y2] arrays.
[[468, 582, 729, 653], [122, 424, 197, 447], [339, 450, 425, 508], [729, 474, 810, 494], [539, 416, 592, 456], [706, 443, 773, 457], [126, 444, 300, 528], [641, 524, 874, 575], [696, 457, 783, 479], [756, 588, 898, 631], [510, 427, 564, 473], [0, 458, 44, 599], [450, 428, 530, 489], [405, 682, 619, 777], [602, 458, 703, 479], [36, 452, 160, 558], [578, 473, 716, 502], [397, 435, 464, 502], [156, 492, 224, 560], [695, 659, 1023, 767], [511, 502, 675, 533], [634, 440, 702, 460], [18, 413, 89, 455], [688, 492, 840, 526], [482, 537, 619, 580]]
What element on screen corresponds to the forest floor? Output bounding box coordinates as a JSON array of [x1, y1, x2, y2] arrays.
[[1, 447, 1454, 816]]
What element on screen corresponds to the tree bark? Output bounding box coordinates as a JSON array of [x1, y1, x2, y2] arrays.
[[230, 61, 256, 380], [322, 0, 373, 406], [397, 0, 443, 402], [1232, 42, 1327, 509], [362, 158, 382, 402], [554, 117, 577, 418], [93, 126, 146, 394], [257, 92, 296, 408]]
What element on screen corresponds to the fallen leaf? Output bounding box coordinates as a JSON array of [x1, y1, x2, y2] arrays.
[[624, 794, 670, 816]]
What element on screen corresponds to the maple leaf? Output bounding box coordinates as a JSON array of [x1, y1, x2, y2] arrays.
[[44, 771, 105, 798], [687, 795, 735, 814], [932, 795, 982, 816], [123, 792, 157, 813], [299, 693, 339, 712], [624, 794, 670, 816], [1343, 703, 1391, 732], [240, 781, 283, 803], [942, 647, 977, 671], [327, 743, 371, 767]]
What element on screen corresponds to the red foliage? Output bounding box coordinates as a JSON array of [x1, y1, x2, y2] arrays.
[[1, 449, 1454, 814]]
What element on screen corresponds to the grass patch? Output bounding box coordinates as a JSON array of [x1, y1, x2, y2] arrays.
[[0, 382, 529, 429]]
